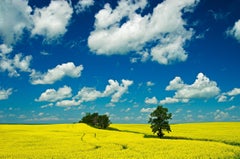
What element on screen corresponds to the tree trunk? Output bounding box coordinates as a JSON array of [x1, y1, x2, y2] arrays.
[[157, 128, 164, 138]]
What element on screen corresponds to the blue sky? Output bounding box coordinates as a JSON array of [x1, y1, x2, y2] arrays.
[[0, 0, 240, 123]]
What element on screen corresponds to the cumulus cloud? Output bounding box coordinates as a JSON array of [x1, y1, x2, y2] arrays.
[[0, 0, 74, 44], [75, 87, 102, 102], [160, 97, 189, 105], [13, 54, 32, 72], [102, 79, 133, 103], [0, 44, 13, 54], [30, 62, 83, 85], [227, 19, 240, 42], [106, 79, 133, 103], [160, 73, 220, 104], [75, 0, 94, 14], [151, 36, 189, 65], [218, 88, 240, 102], [217, 95, 227, 102], [0, 44, 33, 77], [140, 107, 155, 113], [56, 99, 80, 107], [88, 0, 199, 64], [36, 79, 133, 107], [173, 73, 220, 99], [166, 76, 185, 90], [227, 88, 240, 96], [145, 96, 158, 105], [213, 109, 229, 120], [0, 0, 32, 45], [36, 85, 72, 102], [0, 88, 13, 100], [31, 0, 73, 40], [130, 51, 150, 63]]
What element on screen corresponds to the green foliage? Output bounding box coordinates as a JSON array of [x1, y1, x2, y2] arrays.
[[148, 105, 172, 138], [79, 113, 111, 129]]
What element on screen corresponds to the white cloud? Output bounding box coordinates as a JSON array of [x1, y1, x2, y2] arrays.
[[40, 51, 50, 56], [93, 0, 147, 30], [88, 0, 199, 65], [36, 85, 72, 102], [213, 109, 229, 120], [31, 0, 73, 40], [161, 73, 220, 104], [30, 62, 83, 85], [174, 73, 220, 99], [130, 51, 150, 63], [75, 87, 102, 102], [103, 79, 133, 103], [0, 0, 32, 45], [197, 115, 205, 120], [225, 106, 237, 111], [166, 76, 185, 90], [0, 44, 12, 54], [209, 10, 230, 21], [227, 19, 240, 42], [217, 88, 240, 102], [130, 57, 138, 63], [160, 97, 189, 105], [103, 79, 120, 96], [0, 44, 33, 77], [106, 102, 116, 107], [36, 79, 133, 107], [13, 54, 32, 72], [40, 103, 53, 108], [175, 108, 183, 114], [151, 36, 189, 65], [217, 94, 227, 102], [56, 99, 80, 107], [110, 80, 133, 103], [140, 107, 155, 113], [145, 96, 158, 105], [121, 107, 131, 112], [125, 107, 131, 112], [227, 88, 240, 96], [1, 53, 32, 77], [75, 0, 94, 14], [146, 81, 155, 87], [0, 0, 74, 44], [184, 114, 193, 121], [0, 88, 13, 100], [38, 112, 44, 116]]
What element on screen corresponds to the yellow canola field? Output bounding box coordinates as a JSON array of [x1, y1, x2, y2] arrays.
[[112, 122, 240, 145], [0, 122, 240, 159]]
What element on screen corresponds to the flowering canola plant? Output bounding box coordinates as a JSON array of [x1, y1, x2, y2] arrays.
[[0, 122, 239, 159]]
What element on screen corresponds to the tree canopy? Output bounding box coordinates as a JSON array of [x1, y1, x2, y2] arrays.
[[148, 105, 172, 138], [79, 113, 111, 129]]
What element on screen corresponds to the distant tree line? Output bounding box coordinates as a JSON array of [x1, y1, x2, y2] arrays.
[[79, 113, 111, 129]]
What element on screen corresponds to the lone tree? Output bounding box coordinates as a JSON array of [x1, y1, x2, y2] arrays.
[[79, 113, 111, 129], [148, 105, 172, 138]]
